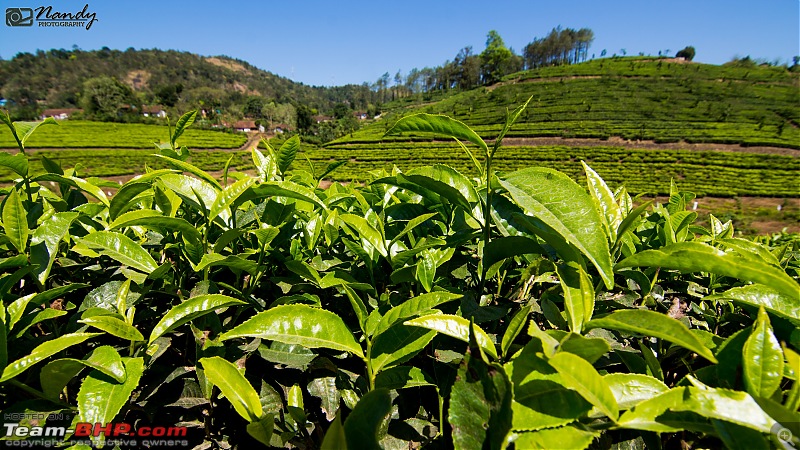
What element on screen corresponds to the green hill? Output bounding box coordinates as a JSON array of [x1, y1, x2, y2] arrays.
[[313, 58, 799, 199], [0, 48, 376, 117], [336, 57, 799, 147]]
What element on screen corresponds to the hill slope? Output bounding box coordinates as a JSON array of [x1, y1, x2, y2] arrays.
[[0, 48, 374, 115], [312, 58, 799, 203], [335, 57, 800, 148]]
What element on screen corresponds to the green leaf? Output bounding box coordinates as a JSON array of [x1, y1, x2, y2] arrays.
[[1, 332, 99, 382], [639, 340, 664, 381], [370, 322, 436, 374], [586, 310, 718, 363], [556, 263, 595, 333], [555, 332, 611, 364], [339, 284, 368, 333], [719, 237, 782, 267], [13, 308, 66, 337], [450, 347, 512, 450], [615, 242, 800, 300], [501, 305, 531, 359], [277, 135, 300, 175], [154, 154, 222, 190], [602, 373, 668, 411], [149, 294, 247, 344], [404, 314, 497, 359], [284, 259, 321, 284], [193, 253, 257, 275], [287, 383, 306, 424], [403, 164, 480, 210], [499, 168, 614, 288], [618, 385, 777, 434], [614, 200, 653, 247], [321, 415, 347, 450], [76, 231, 159, 274], [454, 138, 484, 176], [548, 351, 619, 421], [171, 110, 197, 147], [742, 307, 783, 398], [40, 346, 127, 399], [308, 376, 340, 421], [389, 212, 437, 247], [31, 211, 79, 284], [713, 419, 771, 450], [13, 117, 58, 147], [109, 210, 202, 244], [374, 366, 436, 390], [582, 161, 622, 241], [40, 155, 63, 174], [3, 188, 28, 254], [483, 236, 544, 273], [79, 316, 144, 341], [159, 173, 218, 213], [385, 113, 488, 157], [199, 356, 262, 422], [108, 182, 151, 220], [32, 174, 110, 206], [77, 357, 144, 445], [510, 368, 592, 431], [246, 415, 274, 446], [416, 251, 435, 292], [512, 426, 598, 450], [705, 284, 800, 325], [220, 304, 363, 357], [319, 160, 347, 182], [0, 153, 28, 177], [340, 214, 387, 258], [0, 319, 7, 375], [247, 181, 326, 210], [258, 341, 316, 368], [209, 176, 256, 223], [252, 146, 277, 182], [494, 95, 533, 151], [343, 388, 392, 450]]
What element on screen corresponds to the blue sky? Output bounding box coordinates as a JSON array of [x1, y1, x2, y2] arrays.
[[1, 0, 798, 87]]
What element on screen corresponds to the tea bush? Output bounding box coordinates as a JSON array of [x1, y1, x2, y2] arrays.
[[0, 107, 798, 449]]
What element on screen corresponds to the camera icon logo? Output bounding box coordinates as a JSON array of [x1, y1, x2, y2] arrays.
[[6, 7, 33, 26]]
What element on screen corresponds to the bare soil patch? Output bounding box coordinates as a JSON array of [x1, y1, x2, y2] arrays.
[[205, 57, 248, 73]]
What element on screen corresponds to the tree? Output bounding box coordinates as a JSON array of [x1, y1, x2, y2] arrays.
[[480, 30, 514, 85], [155, 83, 183, 107], [675, 46, 696, 61], [332, 102, 350, 120], [243, 96, 265, 118], [523, 27, 594, 69], [296, 104, 314, 133], [80, 76, 135, 121]]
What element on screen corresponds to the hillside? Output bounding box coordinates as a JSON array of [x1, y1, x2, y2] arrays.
[[336, 57, 800, 147], [315, 58, 798, 199], [0, 48, 376, 117]]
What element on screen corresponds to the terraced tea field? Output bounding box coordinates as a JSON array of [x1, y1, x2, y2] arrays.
[[0, 120, 246, 149]]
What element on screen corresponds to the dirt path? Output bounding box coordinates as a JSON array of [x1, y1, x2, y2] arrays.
[[497, 137, 800, 156]]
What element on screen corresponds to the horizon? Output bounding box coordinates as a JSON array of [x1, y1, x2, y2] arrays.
[[0, 0, 798, 87]]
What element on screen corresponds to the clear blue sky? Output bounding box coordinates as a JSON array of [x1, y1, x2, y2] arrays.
[[1, 0, 798, 87]]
